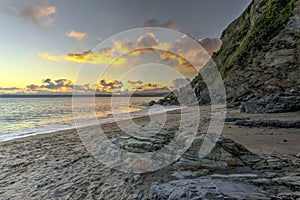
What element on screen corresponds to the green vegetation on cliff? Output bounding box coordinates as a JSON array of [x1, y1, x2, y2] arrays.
[[222, 0, 296, 73]]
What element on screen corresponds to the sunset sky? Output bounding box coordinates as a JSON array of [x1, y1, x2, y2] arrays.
[[0, 0, 251, 94]]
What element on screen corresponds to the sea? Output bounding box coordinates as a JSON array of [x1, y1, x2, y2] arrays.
[[0, 97, 178, 142]]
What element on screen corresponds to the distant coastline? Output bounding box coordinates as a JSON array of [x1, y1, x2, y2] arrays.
[[0, 93, 168, 98]]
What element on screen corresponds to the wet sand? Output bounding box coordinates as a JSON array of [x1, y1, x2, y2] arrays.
[[0, 107, 299, 199]]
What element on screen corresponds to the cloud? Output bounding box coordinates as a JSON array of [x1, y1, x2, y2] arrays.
[[26, 78, 74, 91], [136, 33, 159, 48], [38, 53, 65, 62], [0, 87, 21, 91], [66, 49, 127, 64], [0, 87, 23, 94], [171, 78, 191, 89], [159, 35, 220, 72], [143, 19, 158, 27], [144, 19, 180, 30], [7, 2, 56, 27], [113, 40, 134, 54], [161, 20, 180, 31], [129, 82, 170, 94], [128, 80, 143, 85], [38, 32, 221, 74], [134, 83, 165, 92], [38, 48, 127, 64], [97, 78, 123, 93], [66, 30, 87, 41], [24, 78, 95, 94], [198, 38, 222, 54]]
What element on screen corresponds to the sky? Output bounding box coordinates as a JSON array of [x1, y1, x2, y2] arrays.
[[0, 0, 252, 94]]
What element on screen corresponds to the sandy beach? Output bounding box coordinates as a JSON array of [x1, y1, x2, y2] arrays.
[[0, 106, 299, 199]]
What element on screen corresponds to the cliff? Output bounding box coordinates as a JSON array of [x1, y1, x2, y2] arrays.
[[162, 0, 300, 107]]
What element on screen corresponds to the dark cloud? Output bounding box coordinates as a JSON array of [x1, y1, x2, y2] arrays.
[[98, 79, 123, 93], [144, 19, 180, 30], [26, 84, 39, 90], [161, 20, 180, 31], [26, 78, 74, 91], [135, 83, 165, 91], [6, 2, 56, 27], [0, 87, 21, 91], [198, 38, 222, 54], [172, 78, 191, 89], [127, 80, 143, 85], [143, 19, 158, 27]]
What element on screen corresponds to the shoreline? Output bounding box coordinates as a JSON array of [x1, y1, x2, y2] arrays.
[[0, 105, 182, 143], [1, 106, 299, 156]]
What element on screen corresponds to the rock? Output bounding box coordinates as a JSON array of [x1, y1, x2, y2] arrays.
[[175, 134, 261, 172], [172, 169, 210, 179], [133, 174, 142, 182], [225, 116, 249, 122], [211, 174, 258, 179], [171, 171, 195, 179], [157, 92, 180, 106], [235, 119, 300, 128], [296, 153, 300, 158], [150, 177, 270, 200], [136, 189, 144, 200], [240, 92, 300, 114], [148, 100, 156, 106], [247, 178, 273, 186], [275, 192, 300, 199], [110, 126, 178, 153], [277, 185, 292, 193], [252, 156, 288, 170], [273, 175, 300, 191]]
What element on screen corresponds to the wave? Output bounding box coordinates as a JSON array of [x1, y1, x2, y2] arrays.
[[0, 105, 181, 142]]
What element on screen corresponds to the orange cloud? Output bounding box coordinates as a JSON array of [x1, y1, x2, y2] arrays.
[[160, 51, 188, 66], [113, 40, 133, 54], [137, 33, 159, 48], [67, 30, 87, 41], [8, 2, 57, 27], [128, 48, 156, 56], [38, 53, 65, 62], [38, 32, 221, 72], [38, 49, 126, 64], [66, 49, 126, 64]]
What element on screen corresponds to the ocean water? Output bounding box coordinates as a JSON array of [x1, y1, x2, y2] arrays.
[[0, 97, 176, 142]]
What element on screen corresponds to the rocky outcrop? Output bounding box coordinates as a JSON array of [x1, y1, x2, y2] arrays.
[[174, 134, 261, 173], [240, 91, 300, 113]]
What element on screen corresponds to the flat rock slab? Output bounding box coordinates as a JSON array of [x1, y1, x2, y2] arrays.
[[235, 119, 300, 128], [240, 92, 300, 114], [150, 177, 270, 200]]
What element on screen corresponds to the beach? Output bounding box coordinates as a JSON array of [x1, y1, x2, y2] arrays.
[[0, 106, 299, 199]]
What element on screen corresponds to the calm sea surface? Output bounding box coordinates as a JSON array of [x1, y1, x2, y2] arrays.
[[0, 97, 166, 142]]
